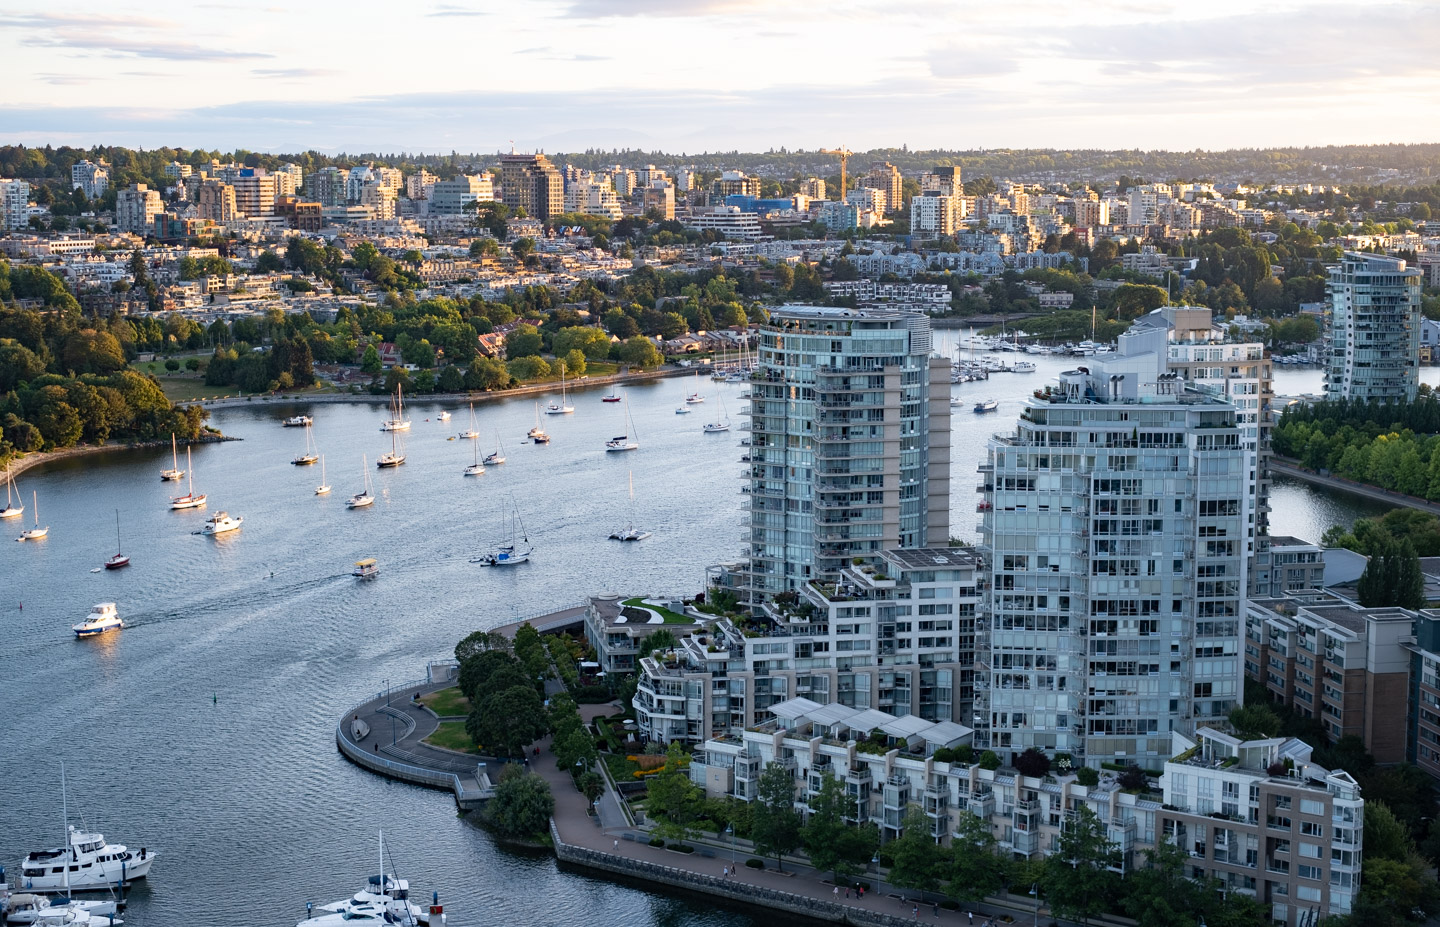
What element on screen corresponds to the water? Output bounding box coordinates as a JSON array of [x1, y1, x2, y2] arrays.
[[1, 351, 1417, 927]]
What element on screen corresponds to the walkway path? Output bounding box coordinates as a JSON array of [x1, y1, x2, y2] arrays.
[[1272, 457, 1440, 518]]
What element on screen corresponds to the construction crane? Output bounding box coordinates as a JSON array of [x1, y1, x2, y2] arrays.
[[819, 146, 852, 201]]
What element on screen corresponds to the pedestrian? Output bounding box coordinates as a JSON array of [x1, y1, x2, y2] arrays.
[[613, 839, 619, 851], [845, 886, 850, 898], [934, 902, 939, 917], [834, 886, 840, 899], [913, 905, 919, 919], [967, 912, 973, 924], [724, 866, 729, 879]]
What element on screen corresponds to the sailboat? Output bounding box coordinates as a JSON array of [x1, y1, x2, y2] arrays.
[[604, 394, 638, 452], [105, 509, 130, 569], [160, 433, 184, 481], [315, 455, 332, 495], [608, 471, 651, 542], [464, 433, 486, 476], [377, 414, 406, 468], [471, 498, 532, 566], [602, 385, 621, 402], [528, 402, 550, 444], [291, 422, 319, 465], [17, 491, 47, 541], [545, 368, 574, 414], [459, 403, 480, 440], [0, 464, 22, 518], [702, 393, 731, 433], [685, 370, 704, 404], [348, 456, 375, 508], [484, 430, 507, 466], [379, 384, 411, 431], [169, 448, 206, 509]]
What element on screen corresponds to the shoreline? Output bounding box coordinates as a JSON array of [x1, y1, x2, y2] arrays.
[[6, 432, 238, 479]]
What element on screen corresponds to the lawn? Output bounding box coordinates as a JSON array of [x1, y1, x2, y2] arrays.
[[423, 721, 479, 754], [622, 597, 692, 624], [420, 687, 472, 717]]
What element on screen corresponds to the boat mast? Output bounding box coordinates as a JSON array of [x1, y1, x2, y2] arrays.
[[61, 761, 70, 897], [115, 509, 121, 555]]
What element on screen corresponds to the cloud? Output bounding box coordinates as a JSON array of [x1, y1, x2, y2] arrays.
[[426, 3, 488, 15], [252, 67, 339, 79], [35, 72, 92, 85], [0, 10, 168, 29], [0, 7, 272, 62], [565, 0, 763, 17]]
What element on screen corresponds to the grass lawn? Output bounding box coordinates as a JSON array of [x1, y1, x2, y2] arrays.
[[623, 597, 692, 624], [151, 376, 230, 403], [423, 721, 479, 754], [420, 687, 472, 717]]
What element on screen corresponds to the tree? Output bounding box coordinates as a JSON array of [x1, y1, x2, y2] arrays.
[[507, 356, 550, 381], [750, 762, 802, 871], [466, 685, 548, 757], [554, 725, 598, 774], [1359, 536, 1428, 609], [1043, 804, 1117, 925], [465, 356, 510, 391], [1112, 283, 1169, 320], [801, 775, 875, 882], [458, 649, 523, 700], [647, 742, 702, 845], [1365, 801, 1415, 863], [504, 324, 544, 360], [255, 251, 284, 273], [946, 810, 1005, 902], [486, 769, 554, 839], [1121, 840, 1205, 927], [437, 364, 465, 393], [455, 629, 511, 663], [1014, 748, 1051, 778], [888, 808, 944, 895], [562, 349, 586, 378], [552, 325, 612, 361], [1228, 702, 1282, 739], [360, 344, 382, 377], [617, 337, 663, 369]]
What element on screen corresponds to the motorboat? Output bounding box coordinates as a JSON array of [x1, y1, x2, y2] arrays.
[[608, 526, 652, 542], [298, 875, 437, 927], [18, 491, 47, 541], [315, 456, 331, 496], [159, 434, 183, 482], [283, 415, 312, 427], [973, 399, 999, 413], [104, 511, 129, 570], [675, 405, 691, 414], [291, 422, 319, 466], [601, 386, 621, 403], [1012, 361, 1036, 373], [348, 456, 375, 508], [437, 411, 451, 421], [379, 385, 411, 431], [199, 511, 243, 535], [20, 825, 156, 893], [3, 894, 121, 926], [169, 449, 206, 509], [72, 603, 123, 638], [352, 558, 379, 579]]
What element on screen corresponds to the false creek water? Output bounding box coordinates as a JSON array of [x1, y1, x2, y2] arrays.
[[0, 342, 1424, 927]]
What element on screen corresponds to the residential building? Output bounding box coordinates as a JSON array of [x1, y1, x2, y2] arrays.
[[738, 306, 950, 607], [910, 192, 960, 237], [115, 184, 163, 236], [0, 179, 31, 230], [229, 169, 277, 218], [1244, 595, 1412, 762], [276, 197, 323, 232], [817, 202, 859, 230], [1254, 537, 1325, 598], [1323, 252, 1423, 402], [862, 162, 903, 213], [1407, 610, 1440, 777], [406, 169, 438, 201], [164, 161, 192, 179], [800, 177, 827, 201], [1072, 197, 1109, 228], [710, 170, 761, 200], [845, 187, 888, 216], [276, 162, 305, 195], [196, 180, 238, 222], [675, 169, 695, 192], [684, 206, 764, 241], [979, 319, 1248, 766], [310, 166, 348, 207], [920, 167, 962, 197], [500, 153, 564, 220], [610, 167, 638, 198], [641, 181, 675, 220], [564, 181, 623, 219], [430, 174, 494, 214], [71, 159, 110, 199]]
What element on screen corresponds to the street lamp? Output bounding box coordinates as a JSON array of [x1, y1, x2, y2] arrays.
[[726, 822, 736, 870], [1029, 883, 1039, 927]]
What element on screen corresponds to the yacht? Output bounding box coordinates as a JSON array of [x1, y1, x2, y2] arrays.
[[685, 371, 704, 404], [464, 434, 486, 476], [608, 471, 651, 542], [159, 434, 183, 482], [352, 558, 380, 579], [200, 511, 243, 535], [18, 491, 47, 541], [702, 395, 731, 433], [168, 449, 206, 509], [973, 398, 999, 413], [377, 416, 406, 468], [601, 386, 621, 403], [283, 415, 312, 427], [379, 385, 411, 432], [72, 603, 123, 638], [675, 404, 691, 414], [544, 369, 575, 414], [291, 422, 319, 466], [1012, 360, 1037, 373], [2, 893, 120, 926], [20, 825, 156, 893], [348, 456, 375, 508], [298, 875, 436, 927], [436, 410, 451, 422]]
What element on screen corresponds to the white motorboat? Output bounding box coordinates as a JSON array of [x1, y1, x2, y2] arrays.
[[291, 422, 319, 466], [283, 415, 312, 427], [379, 385, 411, 432], [20, 828, 155, 894], [168, 449, 206, 509], [298, 873, 436, 927], [437, 410, 451, 422], [674, 401, 691, 414], [18, 491, 47, 541], [483, 431, 506, 466], [315, 456, 332, 495], [2, 893, 120, 926], [348, 456, 375, 508], [352, 558, 379, 579], [544, 369, 574, 414], [72, 603, 123, 638], [159, 434, 183, 482], [1012, 361, 1036, 373], [472, 499, 532, 566], [199, 511, 243, 535], [458, 403, 480, 440], [974, 398, 999, 413]]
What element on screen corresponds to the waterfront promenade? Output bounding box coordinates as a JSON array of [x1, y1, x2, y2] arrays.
[[1272, 457, 1440, 518]]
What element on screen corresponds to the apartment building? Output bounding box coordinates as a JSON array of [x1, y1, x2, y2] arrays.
[[641, 181, 675, 220], [710, 170, 761, 201], [310, 166, 348, 208], [920, 167, 962, 197], [0, 179, 31, 230], [563, 181, 623, 219], [1323, 252, 1423, 402], [1407, 611, 1440, 777], [910, 192, 960, 237], [1244, 596, 1412, 762], [70, 159, 110, 199], [684, 206, 764, 241], [196, 180, 238, 222], [500, 153, 564, 220], [862, 162, 903, 214], [430, 174, 494, 215], [800, 178, 827, 201], [978, 320, 1248, 767], [115, 184, 163, 236], [1254, 537, 1325, 598], [406, 169, 438, 201], [737, 306, 950, 607], [228, 169, 277, 218]]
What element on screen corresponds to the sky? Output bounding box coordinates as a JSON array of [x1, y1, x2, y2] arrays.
[[1, 0, 1438, 154]]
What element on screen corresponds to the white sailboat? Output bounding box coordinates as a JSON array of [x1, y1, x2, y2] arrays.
[[702, 393, 731, 433], [159, 433, 183, 481], [348, 456, 375, 508], [291, 422, 319, 465], [528, 402, 550, 444], [545, 368, 574, 414], [296, 832, 434, 927], [169, 448, 206, 509], [104, 509, 130, 569], [0, 464, 23, 518], [604, 394, 638, 452], [18, 491, 47, 541], [608, 470, 651, 542], [484, 430, 507, 466], [685, 370, 704, 404], [315, 455, 332, 495], [379, 384, 411, 431], [472, 498, 532, 566], [377, 400, 406, 467], [459, 403, 480, 440], [464, 432, 486, 476]]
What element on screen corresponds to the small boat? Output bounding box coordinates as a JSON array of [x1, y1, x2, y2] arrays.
[[1, 464, 24, 518], [348, 456, 375, 508], [675, 405, 691, 414], [315, 455, 332, 496], [605, 394, 638, 452], [283, 415, 312, 427], [104, 509, 130, 569], [18, 491, 47, 541], [437, 410, 451, 421], [464, 435, 486, 476], [601, 386, 621, 402], [459, 404, 480, 440], [159, 433, 184, 482], [545, 369, 575, 415], [72, 602, 123, 638], [352, 558, 379, 579], [297, 834, 437, 927], [2, 892, 120, 925], [380, 385, 411, 431], [484, 431, 506, 466], [291, 422, 319, 466], [472, 499, 532, 566], [703, 394, 731, 433], [200, 511, 243, 535], [169, 449, 206, 509], [974, 399, 999, 413], [528, 402, 550, 443], [685, 370, 704, 404], [377, 407, 406, 468], [1012, 361, 1036, 373], [609, 471, 651, 542]]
